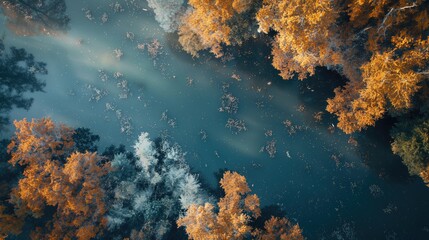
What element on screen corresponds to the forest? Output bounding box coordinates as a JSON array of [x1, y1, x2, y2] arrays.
[[1, 0, 429, 239]]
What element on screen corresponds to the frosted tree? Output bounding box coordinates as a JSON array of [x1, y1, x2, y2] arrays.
[[147, 0, 186, 32], [107, 132, 208, 238]]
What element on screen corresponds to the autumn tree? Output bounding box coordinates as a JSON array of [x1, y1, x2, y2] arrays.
[[252, 216, 304, 240], [6, 118, 110, 239], [178, 0, 256, 57], [177, 171, 303, 240], [327, 1, 429, 133], [0, 0, 70, 36], [0, 39, 46, 130], [256, 0, 341, 80]]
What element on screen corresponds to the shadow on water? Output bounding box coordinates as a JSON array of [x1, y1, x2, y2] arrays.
[[252, 204, 290, 229], [357, 117, 411, 183], [296, 67, 348, 113]]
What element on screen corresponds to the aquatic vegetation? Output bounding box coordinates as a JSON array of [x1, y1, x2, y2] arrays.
[[219, 92, 239, 114], [113, 48, 124, 60], [260, 138, 277, 158], [225, 118, 247, 134]]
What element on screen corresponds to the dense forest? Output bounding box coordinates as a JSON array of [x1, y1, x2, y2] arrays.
[[1, 0, 429, 239]]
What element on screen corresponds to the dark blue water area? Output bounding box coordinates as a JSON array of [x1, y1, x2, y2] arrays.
[[2, 0, 429, 239]]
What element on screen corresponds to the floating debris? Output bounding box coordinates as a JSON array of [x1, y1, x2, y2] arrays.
[[126, 32, 135, 41], [137, 43, 145, 50], [282, 119, 308, 135], [219, 93, 239, 114], [186, 77, 194, 86], [87, 84, 108, 102], [328, 124, 335, 133], [82, 8, 94, 21], [160, 110, 168, 121], [265, 139, 277, 158], [117, 79, 130, 99], [369, 184, 384, 197], [221, 82, 230, 92], [98, 69, 109, 82], [256, 100, 265, 109], [348, 136, 358, 147], [331, 154, 341, 167], [264, 130, 273, 137], [167, 118, 177, 128], [147, 39, 162, 58], [313, 111, 323, 122], [113, 49, 123, 60], [382, 203, 397, 214], [101, 12, 108, 23], [120, 116, 133, 135], [111, 2, 124, 13], [199, 130, 208, 141], [285, 151, 291, 158], [231, 73, 241, 81], [113, 71, 123, 79], [105, 103, 115, 111], [297, 104, 305, 112], [225, 118, 247, 134], [331, 222, 357, 240]]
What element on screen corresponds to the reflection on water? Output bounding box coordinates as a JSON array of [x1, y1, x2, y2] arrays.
[[2, 0, 429, 239]]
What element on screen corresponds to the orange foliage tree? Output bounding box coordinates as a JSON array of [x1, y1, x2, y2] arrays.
[[178, 0, 255, 57], [5, 118, 110, 240], [177, 171, 303, 240], [256, 0, 341, 80], [327, 1, 429, 133]]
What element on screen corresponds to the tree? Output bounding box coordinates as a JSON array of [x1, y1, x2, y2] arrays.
[[177, 171, 303, 240], [178, 0, 256, 57], [327, 36, 429, 133], [253, 216, 304, 240], [147, 0, 186, 33], [0, 39, 46, 130], [107, 133, 208, 239], [391, 117, 429, 186], [6, 118, 109, 239], [256, 0, 341, 80], [73, 127, 100, 153], [0, 0, 70, 36]]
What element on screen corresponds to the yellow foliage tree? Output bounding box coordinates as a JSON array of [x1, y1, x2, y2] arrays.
[[178, 0, 254, 57], [327, 36, 429, 133], [6, 118, 110, 240], [177, 171, 303, 240], [252, 216, 303, 240], [256, 0, 341, 80]]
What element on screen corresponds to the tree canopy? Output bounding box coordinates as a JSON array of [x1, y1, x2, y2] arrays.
[[178, 171, 303, 240], [0, 39, 46, 130], [0, 0, 70, 36]]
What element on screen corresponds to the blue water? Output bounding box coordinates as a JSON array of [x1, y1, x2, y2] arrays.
[[2, 0, 429, 239]]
